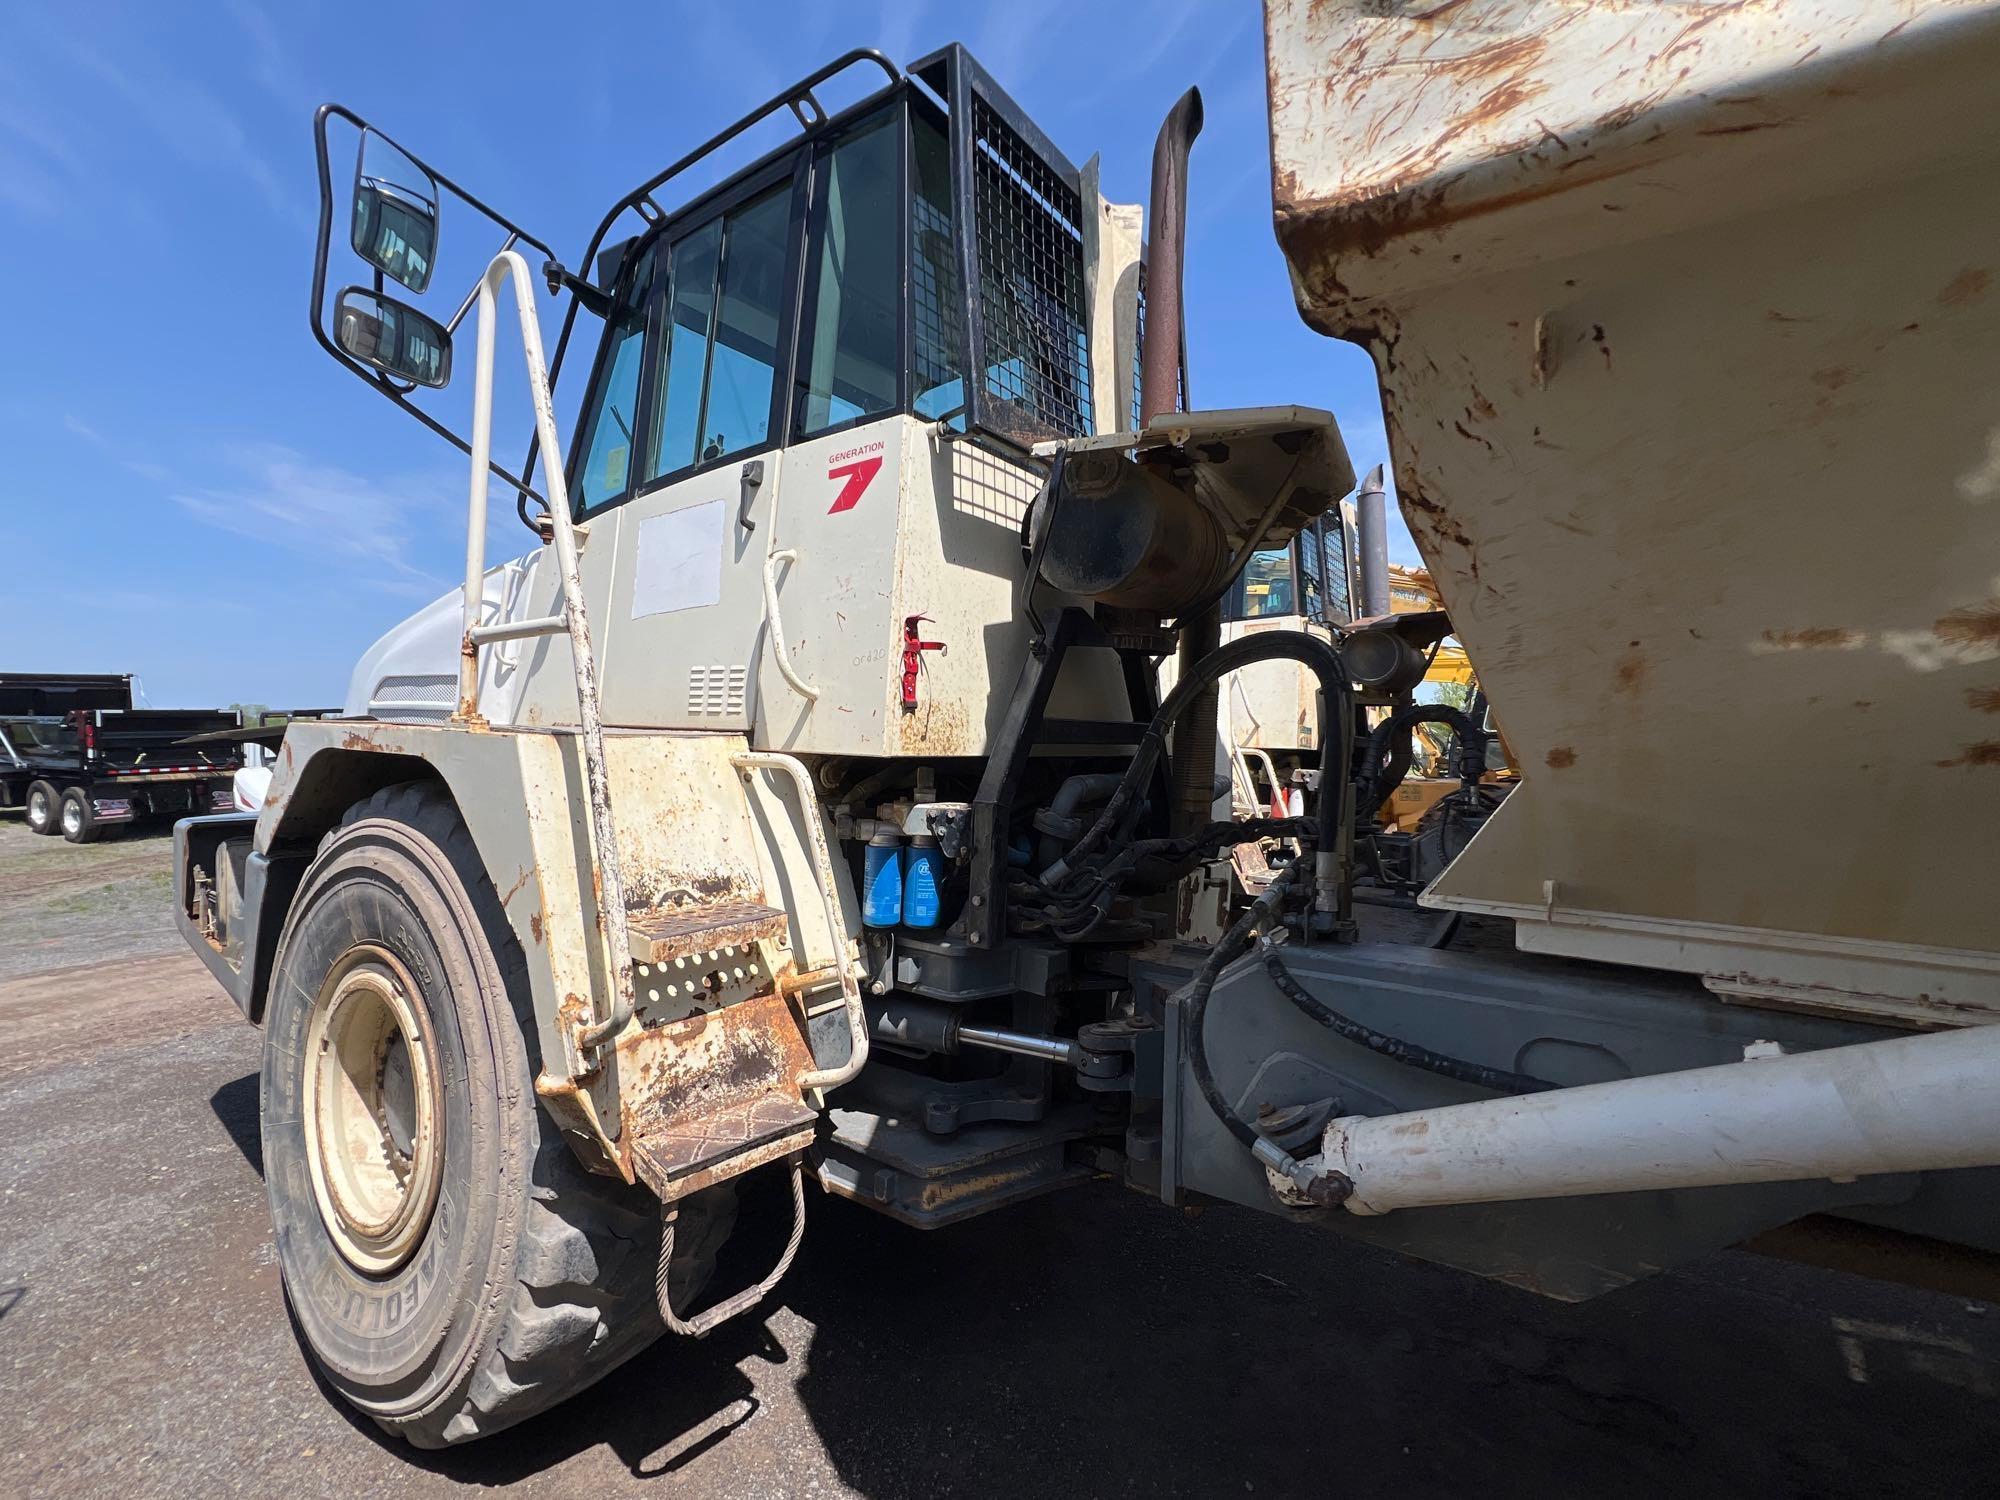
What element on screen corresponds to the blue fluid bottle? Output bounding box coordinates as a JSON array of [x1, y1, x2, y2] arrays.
[[902, 834, 943, 928], [863, 830, 903, 928]]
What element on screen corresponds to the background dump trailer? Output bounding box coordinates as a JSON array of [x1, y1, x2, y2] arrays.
[[2, 672, 241, 842]]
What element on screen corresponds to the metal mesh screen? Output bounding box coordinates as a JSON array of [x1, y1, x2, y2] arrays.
[[1322, 518, 1352, 622], [970, 93, 1092, 443]]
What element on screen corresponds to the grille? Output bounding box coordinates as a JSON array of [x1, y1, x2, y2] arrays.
[[370, 672, 456, 721], [686, 665, 747, 718], [1322, 521, 1352, 622], [970, 93, 1091, 444]]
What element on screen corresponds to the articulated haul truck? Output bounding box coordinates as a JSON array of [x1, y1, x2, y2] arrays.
[[173, 4, 2000, 1448]]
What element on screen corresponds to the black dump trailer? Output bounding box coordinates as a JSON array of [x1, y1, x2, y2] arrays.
[[0, 672, 243, 843]]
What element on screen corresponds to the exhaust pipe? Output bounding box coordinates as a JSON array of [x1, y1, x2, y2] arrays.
[[1297, 1026, 2000, 1216], [1140, 86, 1201, 428], [1140, 86, 1219, 838], [1355, 463, 1390, 618]]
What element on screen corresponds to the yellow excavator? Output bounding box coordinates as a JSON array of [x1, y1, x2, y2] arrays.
[[1373, 561, 1514, 836]]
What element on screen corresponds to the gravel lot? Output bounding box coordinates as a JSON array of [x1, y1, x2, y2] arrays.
[[3, 815, 1998, 1498]]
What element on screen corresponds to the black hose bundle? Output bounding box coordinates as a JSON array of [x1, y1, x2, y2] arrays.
[[1356, 703, 1484, 815], [1003, 629, 1369, 1192], [1011, 815, 1314, 939], [1184, 862, 1309, 1157], [1021, 631, 1356, 941], [1259, 943, 1555, 1094]]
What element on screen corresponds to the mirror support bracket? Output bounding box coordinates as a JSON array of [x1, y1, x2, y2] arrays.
[[543, 259, 612, 317]]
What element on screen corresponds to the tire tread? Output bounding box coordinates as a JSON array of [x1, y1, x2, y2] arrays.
[[320, 782, 734, 1449]]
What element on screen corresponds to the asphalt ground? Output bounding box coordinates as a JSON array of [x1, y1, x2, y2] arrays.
[[3, 816, 1998, 1498]]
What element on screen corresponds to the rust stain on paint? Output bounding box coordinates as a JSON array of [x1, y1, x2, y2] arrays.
[[1937, 268, 1991, 307]]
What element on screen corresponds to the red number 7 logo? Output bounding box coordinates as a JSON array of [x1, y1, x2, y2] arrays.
[[827, 455, 883, 514]]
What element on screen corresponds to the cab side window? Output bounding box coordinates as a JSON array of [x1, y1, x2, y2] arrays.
[[702, 187, 792, 462], [649, 221, 721, 479], [573, 246, 655, 511], [648, 183, 794, 479], [795, 113, 902, 437], [1227, 547, 1296, 621]]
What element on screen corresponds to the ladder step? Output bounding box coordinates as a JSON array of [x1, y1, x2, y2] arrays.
[[627, 900, 789, 964], [630, 1089, 818, 1199], [622, 988, 822, 1199]]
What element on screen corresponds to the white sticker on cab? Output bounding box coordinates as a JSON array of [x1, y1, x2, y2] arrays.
[[631, 499, 725, 618]]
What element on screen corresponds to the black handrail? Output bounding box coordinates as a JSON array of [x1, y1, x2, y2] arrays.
[[309, 102, 561, 507]]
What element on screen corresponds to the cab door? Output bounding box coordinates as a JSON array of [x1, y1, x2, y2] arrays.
[[564, 158, 806, 731]]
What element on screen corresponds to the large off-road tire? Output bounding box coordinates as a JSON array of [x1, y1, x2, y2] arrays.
[[24, 780, 60, 835], [261, 781, 735, 1448]]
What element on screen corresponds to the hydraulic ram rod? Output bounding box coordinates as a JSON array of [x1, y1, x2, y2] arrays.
[[1307, 1024, 2000, 1216]]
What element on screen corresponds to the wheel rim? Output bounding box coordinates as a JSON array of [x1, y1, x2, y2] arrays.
[[302, 944, 446, 1275], [27, 789, 48, 827], [59, 798, 81, 837]]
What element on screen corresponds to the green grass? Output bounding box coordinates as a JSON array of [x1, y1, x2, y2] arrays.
[[43, 869, 173, 916]]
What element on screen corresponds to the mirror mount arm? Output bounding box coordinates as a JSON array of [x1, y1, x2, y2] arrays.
[[543, 259, 612, 318]]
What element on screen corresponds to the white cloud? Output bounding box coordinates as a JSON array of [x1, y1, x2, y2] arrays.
[[0, 140, 67, 219], [171, 442, 452, 590], [223, 0, 313, 111], [59, 37, 300, 227], [872, 0, 929, 71], [63, 413, 105, 446]]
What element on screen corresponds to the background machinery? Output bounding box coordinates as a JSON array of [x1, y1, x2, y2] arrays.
[[173, 8, 2000, 1449]]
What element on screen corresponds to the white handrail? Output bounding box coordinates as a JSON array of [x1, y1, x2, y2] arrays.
[[731, 750, 867, 1091], [762, 549, 820, 703], [456, 250, 635, 1056]]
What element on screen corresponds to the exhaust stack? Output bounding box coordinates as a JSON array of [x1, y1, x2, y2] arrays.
[[1140, 87, 1218, 837], [1355, 463, 1390, 618]]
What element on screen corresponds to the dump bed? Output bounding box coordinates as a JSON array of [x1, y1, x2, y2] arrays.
[[0, 672, 133, 716], [1265, 0, 2000, 1024]]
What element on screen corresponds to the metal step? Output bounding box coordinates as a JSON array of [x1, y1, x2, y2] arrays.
[[622, 989, 820, 1200], [627, 899, 788, 965], [630, 1090, 817, 1200]]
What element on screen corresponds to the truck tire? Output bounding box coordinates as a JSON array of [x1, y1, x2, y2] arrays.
[[24, 780, 60, 835], [260, 781, 735, 1448], [58, 787, 103, 843]]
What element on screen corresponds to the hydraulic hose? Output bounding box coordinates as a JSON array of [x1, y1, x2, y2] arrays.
[[1358, 703, 1481, 813], [1043, 631, 1356, 926], [1186, 865, 1301, 1155], [1182, 861, 1351, 1206], [1260, 943, 1554, 1094], [1034, 771, 1126, 868]]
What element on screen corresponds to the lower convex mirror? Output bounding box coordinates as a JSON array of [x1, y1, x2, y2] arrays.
[[334, 289, 452, 388]]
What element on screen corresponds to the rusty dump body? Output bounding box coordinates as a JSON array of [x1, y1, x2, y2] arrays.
[[1266, 0, 2000, 1025]]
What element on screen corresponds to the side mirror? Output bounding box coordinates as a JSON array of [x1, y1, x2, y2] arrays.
[[334, 289, 452, 388], [351, 133, 438, 293]]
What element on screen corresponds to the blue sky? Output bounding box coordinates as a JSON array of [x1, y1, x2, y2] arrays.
[[0, 0, 1408, 709]]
